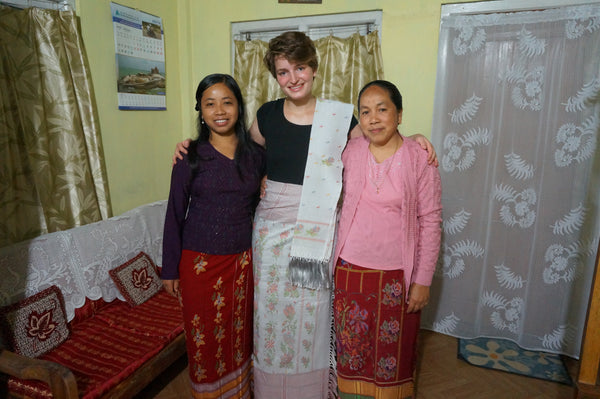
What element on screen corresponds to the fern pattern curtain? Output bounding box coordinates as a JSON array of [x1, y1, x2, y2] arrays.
[[233, 31, 384, 127], [421, 4, 600, 358], [0, 6, 111, 248]]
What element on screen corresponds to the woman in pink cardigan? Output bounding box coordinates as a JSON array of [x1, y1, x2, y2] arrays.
[[333, 80, 442, 399]]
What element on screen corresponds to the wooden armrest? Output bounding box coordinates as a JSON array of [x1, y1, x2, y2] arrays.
[[0, 349, 78, 399]]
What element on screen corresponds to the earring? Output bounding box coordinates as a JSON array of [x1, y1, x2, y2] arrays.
[[201, 118, 205, 124]]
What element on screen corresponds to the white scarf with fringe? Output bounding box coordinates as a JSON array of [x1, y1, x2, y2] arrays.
[[288, 98, 354, 289]]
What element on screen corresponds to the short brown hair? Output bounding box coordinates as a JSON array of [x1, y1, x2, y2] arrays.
[[263, 31, 318, 78]]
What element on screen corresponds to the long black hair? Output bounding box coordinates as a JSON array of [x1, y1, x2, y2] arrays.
[[188, 73, 258, 178]]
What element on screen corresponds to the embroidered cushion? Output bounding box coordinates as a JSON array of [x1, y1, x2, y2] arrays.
[[109, 252, 163, 306], [0, 285, 70, 358], [8, 313, 170, 399]]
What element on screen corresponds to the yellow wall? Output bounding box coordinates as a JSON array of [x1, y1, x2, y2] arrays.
[[77, 0, 185, 216], [77, 0, 482, 215]]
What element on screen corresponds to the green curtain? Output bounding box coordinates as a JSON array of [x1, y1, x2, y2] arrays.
[[0, 6, 112, 248], [234, 30, 384, 128]]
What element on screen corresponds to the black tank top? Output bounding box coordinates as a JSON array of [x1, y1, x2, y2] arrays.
[[257, 98, 357, 185]]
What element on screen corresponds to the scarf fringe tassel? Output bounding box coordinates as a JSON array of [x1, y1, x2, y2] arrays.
[[288, 256, 331, 290]]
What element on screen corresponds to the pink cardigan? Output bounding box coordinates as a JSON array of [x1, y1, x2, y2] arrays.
[[334, 135, 442, 290]]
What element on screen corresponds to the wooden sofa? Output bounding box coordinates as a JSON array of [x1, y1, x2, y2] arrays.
[[0, 201, 186, 399]]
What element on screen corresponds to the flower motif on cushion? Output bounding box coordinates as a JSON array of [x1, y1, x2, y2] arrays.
[[131, 267, 153, 290], [381, 280, 404, 306], [27, 309, 57, 341], [376, 355, 397, 380]]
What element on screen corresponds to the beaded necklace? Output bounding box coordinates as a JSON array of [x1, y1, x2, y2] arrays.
[[368, 140, 400, 194]]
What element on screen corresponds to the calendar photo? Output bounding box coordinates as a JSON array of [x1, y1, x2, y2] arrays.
[[111, 2, 166, 110]]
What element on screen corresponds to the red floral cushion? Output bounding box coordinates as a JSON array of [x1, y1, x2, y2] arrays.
[[109, 252, 162, 306], [0, 285, 70, 358]]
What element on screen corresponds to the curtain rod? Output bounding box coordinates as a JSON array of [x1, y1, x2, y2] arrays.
[[0, 0, 72, 11], [240, 22, 375, 41]]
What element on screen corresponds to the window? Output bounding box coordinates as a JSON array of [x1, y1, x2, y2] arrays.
[[230, 10, 382, 73], [442, 0, 597, 16]]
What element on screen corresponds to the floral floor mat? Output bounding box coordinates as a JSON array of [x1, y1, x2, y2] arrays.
[[458, 337, 572, 385]]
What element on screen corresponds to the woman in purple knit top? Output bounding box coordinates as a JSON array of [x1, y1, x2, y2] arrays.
[[333, 80, 442, 399], [161, 74, 265, 398]]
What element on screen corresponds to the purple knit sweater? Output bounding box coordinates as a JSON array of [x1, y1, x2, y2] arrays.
[[161, 141, 265, 279]]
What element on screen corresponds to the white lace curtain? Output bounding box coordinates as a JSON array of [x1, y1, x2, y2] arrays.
[[421, 4, 600, 358]]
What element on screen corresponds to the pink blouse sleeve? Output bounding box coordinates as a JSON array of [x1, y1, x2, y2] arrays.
[[412, 158, 442, 287]]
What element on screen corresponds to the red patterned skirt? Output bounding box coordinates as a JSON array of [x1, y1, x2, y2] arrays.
[[178, 249, 254, 399], [333, 259, 420, 399]]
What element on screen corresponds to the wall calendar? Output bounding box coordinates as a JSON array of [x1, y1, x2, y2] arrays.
[[111, 2, 166, 110]]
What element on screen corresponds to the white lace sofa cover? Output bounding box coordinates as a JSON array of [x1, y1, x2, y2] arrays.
[[0, 200, 166, 321]]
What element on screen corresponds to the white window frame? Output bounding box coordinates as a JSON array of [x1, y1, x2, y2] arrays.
[[230, 10, 382, 74], [442, 0, 600, 17], [0, 0, 74, 10]]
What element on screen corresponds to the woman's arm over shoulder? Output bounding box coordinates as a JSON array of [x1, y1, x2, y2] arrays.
[[249, 118, 266, 147], [172, 139, 191, 165], [349, 124, 362, 139], [406, 134, 438, 166]]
